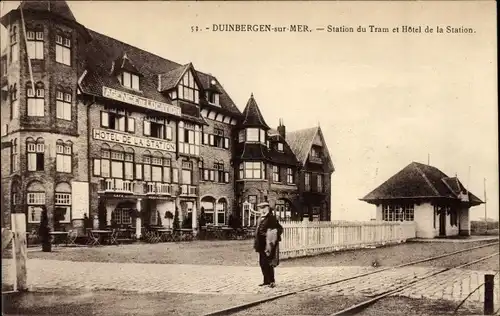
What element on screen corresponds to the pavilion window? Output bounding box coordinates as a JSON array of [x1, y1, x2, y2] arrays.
[[27, 29, 44, 60], [55, 34, 71, 66]]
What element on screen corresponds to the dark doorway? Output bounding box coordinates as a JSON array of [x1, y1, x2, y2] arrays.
[[439, 211, 446, 236]]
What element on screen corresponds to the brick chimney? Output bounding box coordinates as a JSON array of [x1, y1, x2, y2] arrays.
[[277, 118, 286, 139]]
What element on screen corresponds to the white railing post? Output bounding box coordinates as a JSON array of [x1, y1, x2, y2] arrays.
[[11, 213, 27, 291]]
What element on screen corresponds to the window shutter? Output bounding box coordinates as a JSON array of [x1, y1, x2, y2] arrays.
[[144, 121, 151, 136], [209, 134, 215, 146], [101, 112, 109, 127], [166, 126, 173, 140], [224, 137, 229, 149], [127, 117, 135, 132], [93, 159, 101, 176], [210, 170, 215, 181], [203, 133, 208, 145], [224, 172, 229, 183], [204, 169, 209, 181], [172, 168, 179, 183]]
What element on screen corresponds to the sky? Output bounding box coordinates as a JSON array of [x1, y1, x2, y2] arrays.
[[1, 1, 497, 221]]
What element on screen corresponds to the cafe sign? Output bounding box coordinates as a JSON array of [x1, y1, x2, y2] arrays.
[[93, 129, 176, 153], [102, 86, 182, 117]]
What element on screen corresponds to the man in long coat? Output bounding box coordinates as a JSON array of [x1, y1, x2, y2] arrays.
[[254, 202, 283, 288]]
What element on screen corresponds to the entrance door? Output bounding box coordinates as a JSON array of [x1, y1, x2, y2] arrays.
[[439, 211, 446, 236]]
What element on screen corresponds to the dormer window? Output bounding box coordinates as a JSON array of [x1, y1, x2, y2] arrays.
[[118, 71, 140, 90], [207, 91, 220, 106], [311, 146, 320, 157], [277, 143, 284, 151], [177, 70, 199, 104]]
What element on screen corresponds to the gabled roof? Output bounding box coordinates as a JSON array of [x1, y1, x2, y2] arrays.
[[112, 53, 141, 76], [286, 126, 335, 171], [361, 162, 484, 206], [158, 64, 191, 91], [78, 29, 241, 118], [241, 94, 270, 129], [19, 0, 76, 22], [267, 134, 301, 166]]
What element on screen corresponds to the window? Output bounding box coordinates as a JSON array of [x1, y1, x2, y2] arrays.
[[450, 207, 458, 227], [11, 182, 20, 208], [246, 128, 259, 142], [56, 89, 72, 120], [144, 116, 172, 139], [211, 161, 229, 183], [201, 197, 216, 225], [55, 183, 71, 223], [118, 71, 140, 90], [27, 30, 44, 60], [177, 70, 199, 104], [100, 107, 135, 132], [27, 181, 45, 223], [272, 165, 281, 182], [207, 91, 220, 105], [216, 199, 227, 225], [244, 128, 266, 144], [178, 122, 200, 156], [202, 128, 229, 149], [10, 139, 19, 173], [240, 162, 264, 179], [317, 174, 323, 193], [56, 140, 72, 173], [10, 25, 18, 63], [55, 34, 71, 66], [275, 199, 291, 221], [112, 208, 133, 225], [10, 84, 19, 119], [277, 142, 284, 151], [382, 205, 414, 222], [238, 130, 245, 143], [311, 146, 320, 158], [94, 145, 136, 181], [181, 161, 192, 185], [305, 172, 311, 191], [286, 168, 294, 184], [27, 137, 44, 171], [27, 82, 45, 117]]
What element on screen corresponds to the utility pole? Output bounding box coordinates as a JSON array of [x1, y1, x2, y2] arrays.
[[484, 178, 487, 233]]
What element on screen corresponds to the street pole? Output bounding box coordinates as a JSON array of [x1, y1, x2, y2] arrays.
[[484, 178, 487, 234]]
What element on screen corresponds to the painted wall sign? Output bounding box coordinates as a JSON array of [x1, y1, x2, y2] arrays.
[[93, 129, 176, 152], [102, 86, 182, 117]]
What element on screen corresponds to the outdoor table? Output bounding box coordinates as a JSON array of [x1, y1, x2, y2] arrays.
[[220, 227, 234, 240], [49, 231, 69, 246], [91, 230, 112, 244]]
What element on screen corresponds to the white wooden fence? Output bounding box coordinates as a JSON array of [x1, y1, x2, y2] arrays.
[[279, 220, 416, 259]]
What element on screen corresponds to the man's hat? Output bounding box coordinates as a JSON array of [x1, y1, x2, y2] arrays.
[[257, 202, 270, 208]]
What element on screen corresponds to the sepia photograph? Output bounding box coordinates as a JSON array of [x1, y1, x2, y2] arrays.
[[0, 1, 498, 315]]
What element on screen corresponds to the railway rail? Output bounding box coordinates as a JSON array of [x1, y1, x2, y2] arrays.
[[203, 241, 500, 316]]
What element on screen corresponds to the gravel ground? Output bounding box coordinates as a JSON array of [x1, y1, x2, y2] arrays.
[[2, 290, 266, 316], [20, 239, 498, 268]]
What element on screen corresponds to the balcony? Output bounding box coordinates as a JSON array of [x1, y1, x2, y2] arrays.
[[180, 184, 197, 196], [99, 178, 136, 194], [309, 155, 323, 164], [145, 182, 172, 195]]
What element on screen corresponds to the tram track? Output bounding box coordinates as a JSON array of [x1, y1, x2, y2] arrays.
[[203, 241, 499, 316]]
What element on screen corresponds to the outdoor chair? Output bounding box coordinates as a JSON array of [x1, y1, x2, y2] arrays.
[[109, 229, 119, 246], [86, 230, 100, 246], [67, 230, 78, 247]]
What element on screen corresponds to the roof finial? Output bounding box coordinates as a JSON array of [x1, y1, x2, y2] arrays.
[[251, 92, 254, 98]]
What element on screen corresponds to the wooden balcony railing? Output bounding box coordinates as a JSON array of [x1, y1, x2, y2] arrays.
[[180, 184, 197, 196], [99, 178, 135, 194], [145, 182, 172, 195]]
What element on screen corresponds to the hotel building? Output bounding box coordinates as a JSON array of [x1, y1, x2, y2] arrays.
[[0, 1, 335, 234]]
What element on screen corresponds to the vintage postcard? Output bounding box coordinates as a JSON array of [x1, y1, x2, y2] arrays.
[[1, 1, 498, 315]]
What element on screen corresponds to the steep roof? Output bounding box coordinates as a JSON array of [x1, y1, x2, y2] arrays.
[[78, 29, 242, 120], [19, 0, 76, 22], [267, 134, 301, 166], [286, 127, 318, 165], [361, 162, 483, 206], [241, 94, 270, 129]]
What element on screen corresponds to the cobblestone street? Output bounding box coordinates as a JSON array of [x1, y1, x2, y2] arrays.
[[3, 257, 499, 306]]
